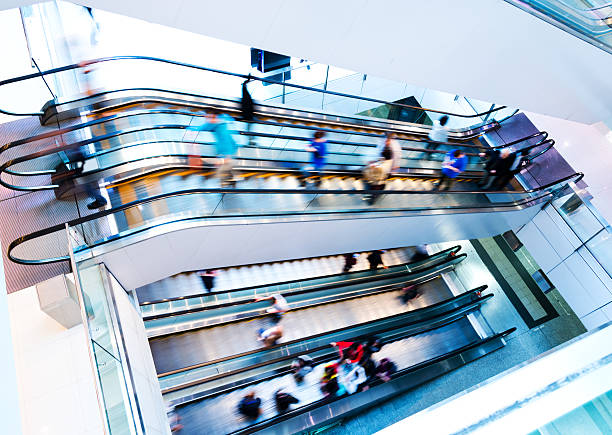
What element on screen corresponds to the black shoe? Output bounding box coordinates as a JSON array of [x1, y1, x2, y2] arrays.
[[87, 199, 107, 209]]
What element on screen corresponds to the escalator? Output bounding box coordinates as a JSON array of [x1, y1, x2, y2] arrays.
[[0, 56, 574, 288], [150, 268, 512, 434], [0, 55, 531, 195]]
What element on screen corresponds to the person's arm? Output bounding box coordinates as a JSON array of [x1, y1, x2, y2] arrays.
[[253, 295, 273, 303]]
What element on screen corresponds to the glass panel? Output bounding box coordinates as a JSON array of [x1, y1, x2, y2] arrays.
[[586, 228, 612, 274], [92, 340, 135, 435], [553, 193, 604, 242]]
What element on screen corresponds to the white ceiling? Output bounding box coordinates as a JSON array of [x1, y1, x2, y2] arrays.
[[3, 0, 612, 125]]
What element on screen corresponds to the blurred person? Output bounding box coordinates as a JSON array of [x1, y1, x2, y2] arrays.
[[481, 148, 513, 190], [434, 149, 467, 191], [342, 253, 358, 274], [64, 144, 108, 209], [367, 250, 386, 270], [375, 358, 397, 382], [241, 77, 257, 146], [495, 149, 530, 190], [361, 337, 383, 362], [197, 269, 217, 293], [275, 389, 299, 413], [300, 130, 328, 187], [478, 149, 500, 188], [362, 140, 393, 205], [166, 402, 184, 432], [238, 391, 262, 420], [257, 323, 283, 346], [338, 360, 368, 394], [360, 337, 383, 380], [320, 363, 345, 398], [291, 355, 314, 383], [376, 132, 402, 171], [331, 341, 364, 364], [411, 245, 429, 262], [188, 110, 239, 187], [425, 115, 449, 159], [400, 284, 421, 303], [254, 293, 290, 324]]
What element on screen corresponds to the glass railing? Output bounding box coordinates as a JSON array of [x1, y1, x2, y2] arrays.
[[7, 172, 582, 265], [73, 256, 139, 435], [506, 0, 612, 53], [0, 56, 516, 133]]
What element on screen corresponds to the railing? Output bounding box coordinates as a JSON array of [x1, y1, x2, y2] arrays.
[[504, 0, 612, 53], [0, 55, 516, 129], [7, 172, 583, 265]]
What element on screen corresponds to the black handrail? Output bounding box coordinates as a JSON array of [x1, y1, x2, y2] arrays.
[[164, 289, 489, 397], [156, 285, 489, 378], [6, 172, 583, 266], [0, 118, 552, 191], [0, 55, 510, 120], [143, 254, 465, 325], [229, 326, 516, 435]]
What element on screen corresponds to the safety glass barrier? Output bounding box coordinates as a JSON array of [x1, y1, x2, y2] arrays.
[[507, 0, 612, 53], [8, 173, 579, 266], [76, 261, 139, 435], [1, 56, 515, 131]]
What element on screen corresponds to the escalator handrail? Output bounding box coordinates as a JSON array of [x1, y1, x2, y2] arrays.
[[140, 245, 462, 305], [165, 292, 491, 399], [0, 121, 552, 191], [149, 261, 464, 340], [0, 55, 509, 120], [6, 172, 583, 265], [229, 326, 516, 435], [143, 254, 466, 325], [155, 285, 489, 378]]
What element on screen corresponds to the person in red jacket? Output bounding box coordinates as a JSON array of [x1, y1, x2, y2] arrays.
[[331, 341, 364, 363]]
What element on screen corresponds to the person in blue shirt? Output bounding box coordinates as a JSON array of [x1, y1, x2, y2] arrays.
[[434, 149, 467, 191], [300, 130, 328, 187], [188, 110, 239, 187]]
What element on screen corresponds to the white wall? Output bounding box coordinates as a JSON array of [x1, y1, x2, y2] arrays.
[[0, 236, 22, 434], [107, 270, 170, 435], [516, 206, 612, 330], [525, 111, 612, 224], [7, 285, 105, 435], [23, 0, 612, 125]]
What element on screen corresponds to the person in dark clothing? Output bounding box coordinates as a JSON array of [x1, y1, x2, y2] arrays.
[[198, 269, 217, 293], [400, 284, 420, 303], [342, 253, 358, 274], [241, 77, 256, 146], [375, 358, 397, 382], [291, 355, 314, 382], [494, 149, 530, 190], [367, 250, 386, 270], [481, 149, 514, 190], [360, 337, 383, 380], [478, 149, 500, 188], [361, 337, 383, 362], [238, 391, 261, 420], [274, 389, 299, 413], [411, 245, 429, 262]]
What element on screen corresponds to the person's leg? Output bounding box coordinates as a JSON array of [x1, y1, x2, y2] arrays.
[[441, 176, 455, 191], [84, 182, 107, 208], [434, 174, 446, 191]]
